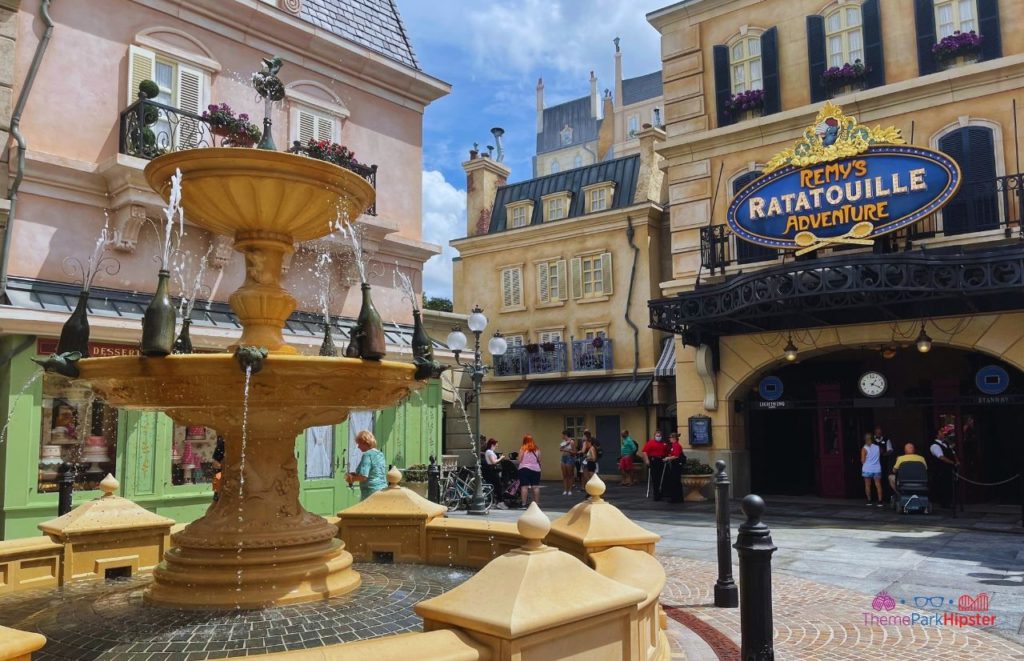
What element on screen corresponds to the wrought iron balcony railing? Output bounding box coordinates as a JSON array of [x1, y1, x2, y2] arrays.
[[527, 343, 568, 375], [118, 98, 377, 214], [494, 345, 529, 377], [571, 339, 613, 371], [699, 172, 1024, 274]]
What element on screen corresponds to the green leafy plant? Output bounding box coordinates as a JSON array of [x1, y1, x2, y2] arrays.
[[682, 458, 713, 475], [402, 464, 429, 483], [138, 79, 160, 100]]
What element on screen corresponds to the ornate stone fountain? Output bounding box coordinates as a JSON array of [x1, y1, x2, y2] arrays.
[[76, 147, 420, 609]]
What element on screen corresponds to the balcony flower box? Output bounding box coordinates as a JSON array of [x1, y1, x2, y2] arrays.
[[933, 31, 982, 69], [724, 89, 765, 122], [822, 59, 870, 97]]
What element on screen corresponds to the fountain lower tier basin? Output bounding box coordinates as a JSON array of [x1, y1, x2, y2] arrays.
[[75, 354, 421, 609]]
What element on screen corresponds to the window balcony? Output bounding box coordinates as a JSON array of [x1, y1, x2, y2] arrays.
[[118, 98, 377, 214], [493, 340, 613, 377]]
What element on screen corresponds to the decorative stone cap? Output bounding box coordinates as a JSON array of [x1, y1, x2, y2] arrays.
[[415, 504, 646, 638], [549, 475, 660, 550], [590, 546, 666, 609], [0, 626, 46, 659], [387, 466, 403, 487], [38, 474, 175, 539], [339, 475, 446, 520]]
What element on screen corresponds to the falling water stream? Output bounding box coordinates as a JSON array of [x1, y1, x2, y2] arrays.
[[235, 365, 253, 605], [0, 369, 44, 444]]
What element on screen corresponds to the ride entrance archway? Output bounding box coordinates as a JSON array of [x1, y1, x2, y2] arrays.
[[745, 346, 1023, 504]]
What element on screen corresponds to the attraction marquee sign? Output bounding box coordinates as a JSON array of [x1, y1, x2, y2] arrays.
[[727, 102, 961, 255]]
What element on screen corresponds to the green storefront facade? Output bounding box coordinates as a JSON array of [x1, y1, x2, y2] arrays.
[[0, 336, 443, 540]]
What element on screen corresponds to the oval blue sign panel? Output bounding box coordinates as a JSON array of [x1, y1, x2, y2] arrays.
[[726, 103, 961, 253], [975, 365, 1009, 395], [759, 376, 784, 401]]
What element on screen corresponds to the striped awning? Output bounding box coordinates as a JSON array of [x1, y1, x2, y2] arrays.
[[510, 377, 652, 410], [654, 337, 675, 378]]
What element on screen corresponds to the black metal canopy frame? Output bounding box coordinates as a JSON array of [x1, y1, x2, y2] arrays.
[[649, 243, 1024, 343]]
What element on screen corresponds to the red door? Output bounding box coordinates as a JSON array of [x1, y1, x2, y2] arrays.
[[816, 384, 846, 498]]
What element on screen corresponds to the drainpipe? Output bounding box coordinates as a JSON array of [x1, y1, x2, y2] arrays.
[[1, 0, 56, 301], [624, 216, 640, 380], [0, 335, 36, 369]]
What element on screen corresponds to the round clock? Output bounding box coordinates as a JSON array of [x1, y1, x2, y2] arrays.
[[858, 371, 888, 397]]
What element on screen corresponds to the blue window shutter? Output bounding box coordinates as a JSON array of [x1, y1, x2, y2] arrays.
[[713, 45, 732, 128], [914, 0, 937, 76], [977, 0, 1002, 61], [861, 0, 885, 89], [760, 27, 781, 115], [806, 16, 827, 103]]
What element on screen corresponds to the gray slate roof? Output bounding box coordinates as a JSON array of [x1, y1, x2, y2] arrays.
[[536, 95, 601, 155], [489, 154, 640, 233], [621, 71, 663, 106], [301, 0, 419, 69]]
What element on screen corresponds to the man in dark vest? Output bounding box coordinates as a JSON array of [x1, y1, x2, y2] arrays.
[[929, 425, 959, 509]]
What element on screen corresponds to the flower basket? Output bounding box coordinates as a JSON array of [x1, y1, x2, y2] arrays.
[[822, 59, 870, 96], [724, 89, 765, 122], [592, 337, 605, 349], [288, 139, 360, 169], [525, 343, 540, 354], [680, 473, 713, 501], [541, 342, 556, 352], [932, 31, 982, 67]]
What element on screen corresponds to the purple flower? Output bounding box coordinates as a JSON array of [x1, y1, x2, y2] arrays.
[[932, 30, 983, 59]]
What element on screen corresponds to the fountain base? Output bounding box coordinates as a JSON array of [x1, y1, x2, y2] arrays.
[[146, 537, 360, 609]]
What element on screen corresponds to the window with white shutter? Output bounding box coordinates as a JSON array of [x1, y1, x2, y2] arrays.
[[127, 45, 156, 104], [577, 252, 613, 299], [535, 259, 566, 304], [293, 107, 336, 144], [539, 330, 563, 344], [501, 267, 523, 308], [504, 334, 525, 347], [125, 45, 209, 149]]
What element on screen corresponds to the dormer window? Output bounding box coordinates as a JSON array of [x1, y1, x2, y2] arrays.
[[542, 192, 572, 222], [506, 201, 534, 229], [582, 182, 615, 214]]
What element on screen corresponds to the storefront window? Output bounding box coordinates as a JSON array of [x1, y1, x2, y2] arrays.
[[170, 424, 219, 486], [38, 374, 118, 493], [305, 426, 335, 479]]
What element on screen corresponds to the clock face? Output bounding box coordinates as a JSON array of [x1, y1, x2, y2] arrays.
[[859, 371, 887, 397]]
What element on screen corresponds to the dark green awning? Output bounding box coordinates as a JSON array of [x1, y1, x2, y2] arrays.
[[510, 377, 652, 410]]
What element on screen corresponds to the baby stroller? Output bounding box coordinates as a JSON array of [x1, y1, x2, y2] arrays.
[[496, 451, 521, 508], [891, 461, 931, 514]]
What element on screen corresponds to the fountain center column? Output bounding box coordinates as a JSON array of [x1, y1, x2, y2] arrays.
[[229, 230, 298, 355]]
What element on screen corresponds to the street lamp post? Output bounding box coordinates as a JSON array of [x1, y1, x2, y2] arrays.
[[447, 305, 507, 515]]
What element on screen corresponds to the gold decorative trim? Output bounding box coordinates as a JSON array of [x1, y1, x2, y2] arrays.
[[764, 102, 905, 173]]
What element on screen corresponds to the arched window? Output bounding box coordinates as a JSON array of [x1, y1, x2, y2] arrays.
[[935, 0, 977, 39], [824, 3, 863, 68], [731, 170, 777, 265], [729, 35, 762, 94], [550, 161, 560, 174], [936, 124, 1000, 235], [574, 155, 583, 168]]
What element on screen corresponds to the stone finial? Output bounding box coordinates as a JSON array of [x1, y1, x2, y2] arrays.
[[387, 466, 403, 488], [517, 502, 550, 549], [585, 473, 605, 501], [99, 474, 119, 497]]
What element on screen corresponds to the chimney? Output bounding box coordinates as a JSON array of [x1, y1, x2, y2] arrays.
[[590, 70, 598, 119], [463, 156, 511, 237], [614, 37, 623, 111], [633, 124, 666, 204], [596, 90, 615, 161], [536, 77, 544, 134]]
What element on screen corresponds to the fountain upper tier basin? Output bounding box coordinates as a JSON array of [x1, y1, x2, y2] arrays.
[[77, 354, 419, 424], [144, 148, 375, 242]]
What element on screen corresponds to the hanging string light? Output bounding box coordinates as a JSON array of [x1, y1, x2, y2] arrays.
[[915, 322, 933, 353], [783, 334, 798, 362]]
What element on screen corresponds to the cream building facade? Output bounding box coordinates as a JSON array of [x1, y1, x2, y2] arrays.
[[648, 0, 1024, 499], [452, 128, 672, 479]]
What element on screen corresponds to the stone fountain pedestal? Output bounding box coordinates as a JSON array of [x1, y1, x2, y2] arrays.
[[76, 148, 419, 609]]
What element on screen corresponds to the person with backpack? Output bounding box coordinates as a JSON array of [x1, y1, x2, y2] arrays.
[[581, 430, 600, 486], [618, 430, 638, 486]]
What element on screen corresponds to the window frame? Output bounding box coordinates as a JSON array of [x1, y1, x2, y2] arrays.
[[628, 113, 640, 137], [537, 328, 565, 344], [500, 264, 525, 310], [727, 32, 763, 94], [506, 201, 534, 229], [581, 182, 615, 214], [564, 415, 586, 441], [541, 191, 571, 222], [823, 3, 864, 68], [934, 0, 978, 39]]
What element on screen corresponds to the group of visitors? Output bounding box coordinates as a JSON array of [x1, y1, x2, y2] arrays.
[[860, 424, 960, 508], [556, 429, 605, 495], [639, 431, 687, 503], [482, 435, 542, 508]]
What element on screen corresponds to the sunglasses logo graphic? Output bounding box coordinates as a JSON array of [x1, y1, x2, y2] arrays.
[[913, 596, 949, 609]]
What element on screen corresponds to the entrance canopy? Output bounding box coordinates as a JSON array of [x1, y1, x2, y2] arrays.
[[649, 244, 1024, 341], [511, 377, 652, 410]]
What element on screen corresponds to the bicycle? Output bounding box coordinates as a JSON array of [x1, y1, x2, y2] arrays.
[[440, 466, 493, 512]]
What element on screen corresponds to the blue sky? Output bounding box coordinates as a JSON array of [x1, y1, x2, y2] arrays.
[[399, 0, 666, 299]]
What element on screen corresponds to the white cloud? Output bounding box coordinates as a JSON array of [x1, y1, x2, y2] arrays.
[[421, 169, 466, 299]]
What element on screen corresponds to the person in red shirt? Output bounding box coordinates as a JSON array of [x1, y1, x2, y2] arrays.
[[662, 432, 687, 503], [640, 431, 668, 501]]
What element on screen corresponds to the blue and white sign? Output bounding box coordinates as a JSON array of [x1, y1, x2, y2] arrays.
[[759, 376, 784, 401], [975, 365, 1009, 395]]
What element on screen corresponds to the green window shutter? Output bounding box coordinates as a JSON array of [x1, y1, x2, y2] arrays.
[[600, 252, 613, 296], [537, 262, 550, 304], [127, 45, 156, 105], [556, 260, 568, 301], [570, 257, 583, 299]]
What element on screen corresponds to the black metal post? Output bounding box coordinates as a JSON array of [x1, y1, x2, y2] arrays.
[[714, 460, 739, 608], [428, 455, 441, 503], [467, 331, 489, 515], [734, 494, 776, 661], [951, 470, 958, 518], [57, 462, 75, 516]]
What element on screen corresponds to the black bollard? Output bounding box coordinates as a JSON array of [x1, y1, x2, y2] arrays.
[[57, 462, 76, 516], [734, 494, 777, 661], [713, 460, 739, 608], [427, 455, 441, 503]]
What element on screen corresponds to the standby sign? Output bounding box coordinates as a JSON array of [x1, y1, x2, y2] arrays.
[[727, 104, 961, 255]]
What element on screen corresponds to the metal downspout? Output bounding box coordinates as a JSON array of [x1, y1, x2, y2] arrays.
[[624, 216, 640, 380], [1, 0, 55, 302]]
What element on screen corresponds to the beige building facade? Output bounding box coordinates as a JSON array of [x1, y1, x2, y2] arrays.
[[648, 0, 1024, 499], [452, 128, 672, 479]]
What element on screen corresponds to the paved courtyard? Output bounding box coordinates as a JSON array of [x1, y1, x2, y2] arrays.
[[471, 481, 1024, 660]]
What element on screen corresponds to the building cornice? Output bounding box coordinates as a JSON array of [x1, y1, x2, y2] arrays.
[[658, 54, 1024, 165], [647, 0, 760, 30], [451, 202, 662, 257], [129, 0, 450, 111]]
